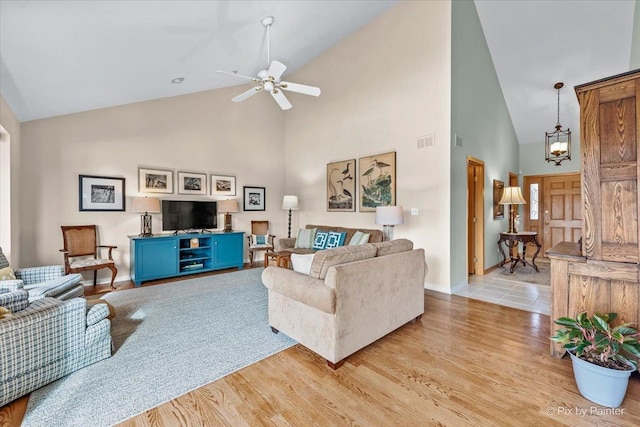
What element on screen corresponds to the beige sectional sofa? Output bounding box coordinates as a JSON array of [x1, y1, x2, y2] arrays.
[[262, 238, 427, 368]]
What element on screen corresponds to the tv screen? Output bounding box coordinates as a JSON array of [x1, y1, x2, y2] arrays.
[[162, 200, 217, 231]]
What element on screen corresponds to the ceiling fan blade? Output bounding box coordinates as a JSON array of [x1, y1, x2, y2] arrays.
[[232, 86, 263, 102], [215, 70, 259, 82], [267, 60, 287, 81], [280, 81, 321, 97], [270, 89, 292, 110]]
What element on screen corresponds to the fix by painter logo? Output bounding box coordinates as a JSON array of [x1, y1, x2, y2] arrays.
[[546, 405, 625, 417]]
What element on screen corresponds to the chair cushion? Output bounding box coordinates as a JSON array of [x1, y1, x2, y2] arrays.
[[0, 247, 9, 269], [0, 267, 16, 281], [0, 289, 29, 313], [70, 259, 113, 269], [325, 231, 347, 248], [309, 244, 377, 280], [348, 231, 370, 245], [312, 231, 329, 250], [295, 228, 317, 249]]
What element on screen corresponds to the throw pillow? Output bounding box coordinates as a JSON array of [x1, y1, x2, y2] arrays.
[[312, 231, 329, 250], [252, 234, 270, 245], [295, 228, 317, 249], [0, 266, 16, 281], [290, 253, 315, 275], [325, 231, 347, 248], [348, 231, 370, 245]]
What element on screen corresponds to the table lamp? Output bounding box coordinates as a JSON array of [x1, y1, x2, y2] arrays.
[[499, 186, 527, 233], [218, 199, 239, 232], [132, 196, 161, 237], [375, 205, 404, 241], [282, 195, 299, 238]]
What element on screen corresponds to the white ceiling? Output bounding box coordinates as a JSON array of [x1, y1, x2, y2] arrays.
[[0, 0, 637, 147]]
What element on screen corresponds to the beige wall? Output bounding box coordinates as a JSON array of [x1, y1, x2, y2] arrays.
[[0, 94, 21, 266], [283, 1, 452, 289], [19, 86, 285, 283]]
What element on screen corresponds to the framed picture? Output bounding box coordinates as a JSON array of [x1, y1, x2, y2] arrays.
[[211, 174, 236, 196], [493, 179, 505, 219], [139, 168, 173, 194], [358, 151, 396, 212], [178, 171, 207, 195], [79, 175, 125, 211], [327, 159, 356, 212], [243, 186, 265, 211]]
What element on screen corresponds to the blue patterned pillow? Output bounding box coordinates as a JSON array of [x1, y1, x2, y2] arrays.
[[313, 231, 329, 250], [325, 231, 347, 248]]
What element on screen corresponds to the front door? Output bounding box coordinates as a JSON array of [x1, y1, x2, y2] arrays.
[[523, 173, 581, 255]]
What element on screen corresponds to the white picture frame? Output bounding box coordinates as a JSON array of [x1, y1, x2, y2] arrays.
[[210, 174, 236, 196], [178, 171, 207, 195], [139, 168, 173, 194]]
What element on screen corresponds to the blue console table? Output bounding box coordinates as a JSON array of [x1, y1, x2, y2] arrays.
[[129, 231, 244, 286]]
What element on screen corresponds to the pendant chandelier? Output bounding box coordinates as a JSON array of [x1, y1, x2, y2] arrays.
[[545, 82, 571, 166]]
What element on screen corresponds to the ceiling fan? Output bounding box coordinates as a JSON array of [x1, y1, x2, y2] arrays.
[[215, 16, 321, 110]]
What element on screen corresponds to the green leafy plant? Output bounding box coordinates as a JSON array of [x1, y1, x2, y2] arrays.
[[552, 311, 640, 371]]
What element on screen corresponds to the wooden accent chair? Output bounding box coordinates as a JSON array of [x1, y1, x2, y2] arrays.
[[60, 225, 118, 289], [247, 220, 275, 267]]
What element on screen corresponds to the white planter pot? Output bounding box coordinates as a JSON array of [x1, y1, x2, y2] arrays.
[[569, 352, 635, 408]]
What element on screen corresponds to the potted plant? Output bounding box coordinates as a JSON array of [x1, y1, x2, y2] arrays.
[[552, 311, 640, 408]]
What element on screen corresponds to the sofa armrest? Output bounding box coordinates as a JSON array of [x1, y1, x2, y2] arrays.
[[278, 237, 296, 251], [0, 279, 24, 292], [0, 290, 29, 313], [86, 303, 109, 326], [262, 267, 336, 314], [14, 265, 65, 285]]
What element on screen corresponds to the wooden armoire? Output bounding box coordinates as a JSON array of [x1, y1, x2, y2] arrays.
[[547, 69, 640, 357]]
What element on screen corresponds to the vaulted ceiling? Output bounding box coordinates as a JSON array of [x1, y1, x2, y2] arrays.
[[1, 0, 637, 147]]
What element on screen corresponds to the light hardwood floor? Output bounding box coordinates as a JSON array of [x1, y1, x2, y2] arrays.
[[2, 268, 640, 426]]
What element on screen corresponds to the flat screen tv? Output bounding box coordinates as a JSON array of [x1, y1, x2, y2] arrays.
[[162, 200, 217, 231]]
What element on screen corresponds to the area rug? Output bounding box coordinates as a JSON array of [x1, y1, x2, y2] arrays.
[[23, 268, 295, 427], [486, 259, 550, 286]]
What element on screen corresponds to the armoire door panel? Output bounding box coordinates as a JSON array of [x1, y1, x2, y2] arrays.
[[598, 98, 636, 165]]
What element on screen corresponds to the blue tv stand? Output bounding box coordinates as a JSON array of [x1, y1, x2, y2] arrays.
[[129, 231, 244, 286]]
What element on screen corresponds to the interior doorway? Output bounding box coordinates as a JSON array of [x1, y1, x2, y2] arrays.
[[523, 173, 581, 256], [467, 157, 484, 276]]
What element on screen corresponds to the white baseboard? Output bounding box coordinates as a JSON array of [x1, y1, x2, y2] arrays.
[[424, 281, 453, 294]]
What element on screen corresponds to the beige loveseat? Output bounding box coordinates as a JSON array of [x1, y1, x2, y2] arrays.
[[262, 239, 427, 368], [278, 224, 383, 253]]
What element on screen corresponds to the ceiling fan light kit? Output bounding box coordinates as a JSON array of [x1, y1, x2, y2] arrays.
[[215, 16, 321, 110]]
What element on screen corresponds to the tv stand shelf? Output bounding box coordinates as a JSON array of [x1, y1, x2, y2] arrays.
[[129, 231, 244, 286]]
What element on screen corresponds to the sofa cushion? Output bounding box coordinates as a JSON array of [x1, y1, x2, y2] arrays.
[[309, 244, 377, 280], [291, 253, 315, 275], [262, 267, 336, 314], [373, 239, 414, 256], [0, 289, 29, 313], [348, 231, 370, 245], [325, 232, 347, 249], [295, 228, 317, 249], [312, 231, 329, 250]]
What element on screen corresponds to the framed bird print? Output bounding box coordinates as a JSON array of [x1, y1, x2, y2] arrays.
[[359, 151, 396, 212], [327, 159, 356, 212]]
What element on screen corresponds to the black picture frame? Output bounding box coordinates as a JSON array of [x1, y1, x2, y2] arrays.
[[79, 175, 125, 211], [243, 186, 266, 211]]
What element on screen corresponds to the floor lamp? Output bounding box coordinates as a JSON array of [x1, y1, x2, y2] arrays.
[[132, 197, 161, 237], [218, 199, 238, 232], [499, 187, 527, 233], [375, 205, 404, 241], [282, 195, 299, 238]]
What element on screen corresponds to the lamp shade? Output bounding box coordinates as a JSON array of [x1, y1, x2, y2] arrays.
[[499, 187, 526, 205], [282, 195, 299, 210], [218, 199, 238, 213], [375, 205, 404, 225], [131, 197, 161, 213]]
